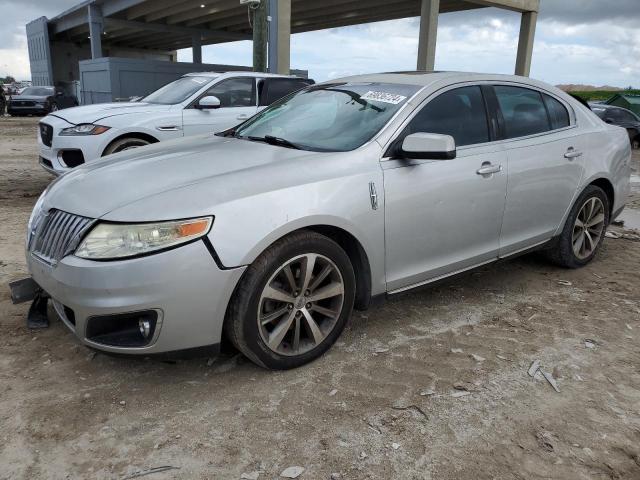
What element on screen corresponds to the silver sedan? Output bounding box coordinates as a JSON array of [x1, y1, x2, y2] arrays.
[[21, 72, 631, 369]]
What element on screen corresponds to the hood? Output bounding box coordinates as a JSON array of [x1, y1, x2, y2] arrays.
[[51, 102, 172, 124], [43, 134, 324, 219]]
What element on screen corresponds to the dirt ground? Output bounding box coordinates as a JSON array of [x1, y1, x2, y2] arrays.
[[1, 116, 639, 480]]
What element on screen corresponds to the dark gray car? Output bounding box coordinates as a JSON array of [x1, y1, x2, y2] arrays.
[[591, 104, 640, 149], [8, 87, 77, 116]]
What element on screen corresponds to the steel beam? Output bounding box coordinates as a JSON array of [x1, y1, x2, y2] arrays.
[[464, 0, 539, 13], [103, 18, 251, 41]]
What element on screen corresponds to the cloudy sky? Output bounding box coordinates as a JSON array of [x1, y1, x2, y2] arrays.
[[1, 0, 638, 87]]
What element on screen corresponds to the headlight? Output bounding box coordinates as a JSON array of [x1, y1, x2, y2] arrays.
[[75, 217, 213, 260], [27, 191, 47, 232], [60, 124, 111, 136]]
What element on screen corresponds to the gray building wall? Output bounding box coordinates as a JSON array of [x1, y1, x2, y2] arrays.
[[26, 17, 54, 86], [79, 57, 256, 104]]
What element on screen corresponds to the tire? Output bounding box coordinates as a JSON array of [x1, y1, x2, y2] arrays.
[[49, 103, 58, 112], [546, 185, 610, 268], [632, 136, 640, 150], [225, 230, 356, 370], [103, 137, 151, 155]]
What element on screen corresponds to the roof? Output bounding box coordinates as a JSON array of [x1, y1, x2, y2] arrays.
[[42, 0, 539, 53], [183, 71, 302, 79], [327, 71, 556, 89]]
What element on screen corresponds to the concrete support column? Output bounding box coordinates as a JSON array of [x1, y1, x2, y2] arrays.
[[417, 0, 439, 71], [515, 11, 537, 76], [88, 4, 103, 59], [252, 2, 268, 72], [268, 0, 291, 74], [192, 34, 202, 64]]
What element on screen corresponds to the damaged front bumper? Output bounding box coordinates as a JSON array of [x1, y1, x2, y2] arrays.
[[9, 277, 49, 329], [14, 240, 245, 355]]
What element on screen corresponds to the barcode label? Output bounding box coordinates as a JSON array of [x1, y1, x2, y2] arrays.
[[360, 91, 407, 105]]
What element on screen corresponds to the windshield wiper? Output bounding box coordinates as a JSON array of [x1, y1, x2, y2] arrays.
[[243, 135, 305, 150]]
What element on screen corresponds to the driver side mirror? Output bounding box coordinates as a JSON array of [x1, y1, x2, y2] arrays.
[[603, 117, 615, 124], [196, 95, 221, 110], [399, 133, 456, 160]]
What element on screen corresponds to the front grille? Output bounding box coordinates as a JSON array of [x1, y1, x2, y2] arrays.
[[30, 210, 93, 264], [39, 122, 53, 147], [15, 101, 35, 107]]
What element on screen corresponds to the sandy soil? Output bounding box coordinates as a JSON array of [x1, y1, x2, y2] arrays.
[[1, 116, 639, 480]]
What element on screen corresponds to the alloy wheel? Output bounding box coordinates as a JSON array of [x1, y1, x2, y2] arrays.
[[572, 197, 606, 260], [257, 253, 345, 356]]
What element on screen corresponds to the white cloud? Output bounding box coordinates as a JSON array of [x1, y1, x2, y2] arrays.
[[183, 11, 637, 88], [0, 35, 31, 80]]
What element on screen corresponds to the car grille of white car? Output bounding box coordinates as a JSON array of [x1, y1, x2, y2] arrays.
[[29, 210, 94, 265]]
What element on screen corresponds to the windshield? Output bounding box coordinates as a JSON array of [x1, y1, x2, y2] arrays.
[[142, 76, 213, 105], [234, 82, 420, 152], [22, 87, 54, 96]]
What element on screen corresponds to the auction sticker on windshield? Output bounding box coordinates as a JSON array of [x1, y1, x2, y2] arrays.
[[360, 91, 407, 105]]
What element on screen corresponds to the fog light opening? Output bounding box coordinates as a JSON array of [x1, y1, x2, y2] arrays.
[[139, 319, 151, 339]]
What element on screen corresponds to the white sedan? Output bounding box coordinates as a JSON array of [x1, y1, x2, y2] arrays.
[[37, 71, 312, 175]]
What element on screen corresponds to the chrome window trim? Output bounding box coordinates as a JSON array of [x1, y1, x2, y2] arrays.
[[379, 79, 579, 160]]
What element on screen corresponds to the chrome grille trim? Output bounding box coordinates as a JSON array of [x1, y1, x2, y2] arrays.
[[30, 210, 94, 265]]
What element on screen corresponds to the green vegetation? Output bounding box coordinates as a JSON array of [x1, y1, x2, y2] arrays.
[[571, 90, 640, 102]]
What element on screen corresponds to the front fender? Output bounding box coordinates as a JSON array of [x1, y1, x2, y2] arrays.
[[208, 163, 386, 295]]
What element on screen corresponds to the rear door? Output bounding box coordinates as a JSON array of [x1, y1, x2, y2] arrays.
[[383, 85, 508, 292], [182, 77, 258, 136], [258, 78, 313, 111], [493, 85, 586, 256]]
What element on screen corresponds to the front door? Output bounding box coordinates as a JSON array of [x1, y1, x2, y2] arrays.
[[383, 85, 508, 292], [182, 77, 259, 136]]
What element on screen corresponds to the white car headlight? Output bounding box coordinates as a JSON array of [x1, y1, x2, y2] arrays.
[[60, 124, 111, 136], [75, 217, 213, 260]]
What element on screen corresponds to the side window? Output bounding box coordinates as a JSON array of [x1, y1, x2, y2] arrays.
[[609, 108, 636, 123], [259, 79, 311, 106], [494, 85, 551, 139], [402, 86, 490, 147], [202, 77, 256, 108], [543, 94, 570, 130]]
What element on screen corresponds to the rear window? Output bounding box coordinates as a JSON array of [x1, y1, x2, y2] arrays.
[[259, 78, 313, 106], [543, 94, 570, 130], [495, 85, 550, 139]]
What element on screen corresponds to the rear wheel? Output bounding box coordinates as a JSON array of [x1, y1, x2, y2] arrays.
[[546, 185, 609, 268], [103, 137, 151, 155], [225, 231, 356, 369]]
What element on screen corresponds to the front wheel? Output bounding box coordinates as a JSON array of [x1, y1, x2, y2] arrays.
[[632, 136, 639, 150], [546, 185, 609, 268], [103, 137, 151, 155], [225, 231, 356, 370]]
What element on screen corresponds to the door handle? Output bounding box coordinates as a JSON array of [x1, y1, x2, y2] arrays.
[[476, 162, 502, 176], [564, 147, 583, 160], [237, 114, 249, 120]]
